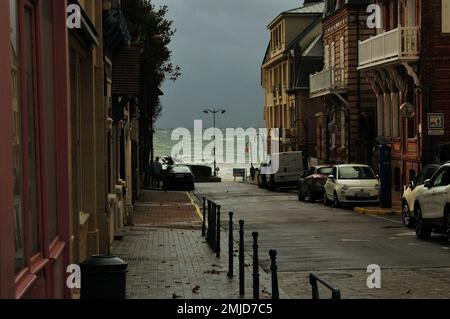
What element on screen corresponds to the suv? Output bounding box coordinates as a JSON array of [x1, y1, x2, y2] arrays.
[[401, 164, 440, 227], [414, 162, 450, 241], [324, 164, 380, 208]]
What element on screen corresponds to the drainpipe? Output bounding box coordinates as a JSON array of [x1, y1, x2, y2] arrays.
[[356, 8, 361, 164]]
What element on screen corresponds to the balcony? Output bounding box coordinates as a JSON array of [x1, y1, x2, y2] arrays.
[[310, 67, 346, 98], [358, 26, 420, 70]]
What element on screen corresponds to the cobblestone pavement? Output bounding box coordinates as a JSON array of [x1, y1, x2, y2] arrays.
[[112, 190, 284, 299], [278, 268, 450, 299]]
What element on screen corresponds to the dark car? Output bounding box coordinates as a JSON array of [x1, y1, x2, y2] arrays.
[[298, 165, 333, 202], [163, 165, 195, 191]]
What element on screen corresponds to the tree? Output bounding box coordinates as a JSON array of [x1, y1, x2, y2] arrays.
[[124, 0, 181, 176]]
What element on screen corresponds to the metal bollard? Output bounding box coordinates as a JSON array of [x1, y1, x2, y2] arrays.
[[252, 232, 260, 300], [227, 212, 234, 277], [216, 205, 221, 258], [206, 200, 212, 244], [239, 220, 245, 296], [269, 249, 279, 299], [202, 197, 206, 237]]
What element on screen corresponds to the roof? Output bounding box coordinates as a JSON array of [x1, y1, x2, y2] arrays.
[[283, 2, 325, 15], [267, 1, 325, 28]]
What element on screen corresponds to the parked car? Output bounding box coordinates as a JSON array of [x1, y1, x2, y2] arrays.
[[257, 161, 268, 188], [414, 162, 450, 241], [298, 165, 333, 202], [324, 164, 380, 208], [163, 165, 195, 191], [265, 151, 304, 191], [401, 164, 440, 227]]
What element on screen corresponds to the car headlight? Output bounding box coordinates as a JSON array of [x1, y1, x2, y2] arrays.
[[341, 185, 349, 191]]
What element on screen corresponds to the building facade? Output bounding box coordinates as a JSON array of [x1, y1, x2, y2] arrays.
[[310, 0, 376, 165], [0, 0, 72, 298], [262, 1, 325, 155], [0, 0, 141, 299], [358, 0, 450, 197]]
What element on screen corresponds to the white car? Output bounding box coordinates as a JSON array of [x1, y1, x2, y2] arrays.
[[401, 164, 439, 227], [414, 162, 450, 241], [264, 152, 304, 191], [324, 164, 380, 208]]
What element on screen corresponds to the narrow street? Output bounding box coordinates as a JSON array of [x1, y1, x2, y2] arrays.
[[194, 182, 450, 298]]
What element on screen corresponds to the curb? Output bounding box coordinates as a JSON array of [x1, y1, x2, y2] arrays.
[[354, 207, 402, 216]]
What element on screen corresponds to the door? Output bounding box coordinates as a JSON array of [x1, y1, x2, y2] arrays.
[[429, 167, 450, 219], [325, 167, 337, 199]]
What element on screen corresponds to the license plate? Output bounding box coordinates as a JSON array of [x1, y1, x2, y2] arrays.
[[355, 192, 370, 198]]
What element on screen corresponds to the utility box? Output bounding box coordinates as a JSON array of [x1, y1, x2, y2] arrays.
[[80, 255, 128, 299], [377, 144, 392, 209]]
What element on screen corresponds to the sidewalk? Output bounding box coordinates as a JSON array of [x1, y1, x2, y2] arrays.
[[111, 190, 283, 299]]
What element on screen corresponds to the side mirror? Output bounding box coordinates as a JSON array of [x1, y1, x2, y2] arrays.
[[376, 174, 380, 180], [409, 181, 415, 189], [328, 175, 335, 181], [424, 179, 431, 188]]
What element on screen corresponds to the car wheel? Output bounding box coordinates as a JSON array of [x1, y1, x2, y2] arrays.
[[323, 192, 330, 206], [415, 205, 431, 240], [268, 175, 277, 191], [333, 192, 341, 208], [402, 201, 413, 228], [298, 187, 305, 201], [257, 175, 262, 188], [446, 213, 450, 243], [308, 187, 315, 203]]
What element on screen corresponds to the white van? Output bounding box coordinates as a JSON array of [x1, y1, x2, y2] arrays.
[[263, 151, 304, 191]]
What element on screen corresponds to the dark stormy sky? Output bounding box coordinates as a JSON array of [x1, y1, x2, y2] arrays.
[[151, 0, 305, 129]]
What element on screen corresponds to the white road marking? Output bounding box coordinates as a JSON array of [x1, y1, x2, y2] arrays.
[[369, 215, 403, 224], [395, 232, 416, 237]]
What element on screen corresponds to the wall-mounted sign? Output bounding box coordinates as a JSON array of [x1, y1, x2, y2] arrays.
[[428, 113, 445, 136], [429, 113, 444, 129]]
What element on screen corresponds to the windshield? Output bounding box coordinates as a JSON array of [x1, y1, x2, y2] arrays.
[[338, 166, 376, 180], [318, 167, 333, 176]]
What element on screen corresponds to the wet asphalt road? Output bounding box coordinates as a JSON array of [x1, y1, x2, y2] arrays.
[[193, 182, 450, 298]]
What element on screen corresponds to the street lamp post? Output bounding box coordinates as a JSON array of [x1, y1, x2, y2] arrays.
[[203, 108, 226, 177]]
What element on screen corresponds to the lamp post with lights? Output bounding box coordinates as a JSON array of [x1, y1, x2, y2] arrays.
[[203, 108, 226, 176]]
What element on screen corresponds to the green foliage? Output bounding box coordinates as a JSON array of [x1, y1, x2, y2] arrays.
[[124, 0, 181, 171]]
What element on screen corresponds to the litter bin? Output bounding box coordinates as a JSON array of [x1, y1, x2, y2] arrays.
[[80, 255, 128, 299]]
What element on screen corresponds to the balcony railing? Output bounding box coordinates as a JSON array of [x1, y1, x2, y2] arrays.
[[358, 26, 420, 69], [310, 67, 346, 98]]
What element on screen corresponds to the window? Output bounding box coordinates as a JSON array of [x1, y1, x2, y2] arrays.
[[432, 168, 450, 187], [23, 4, 40, 256], [392, 93, 399, 137], [443, 0, 450, 33], [338, 166, 376, 180], [324, 45, 330, 69], [10, 0, 25, 273], [340, 111, 345, 149], [41, 0, 58, 241], [331, 42, 335, 68], [384, 94, 391, 137], [377, 95, 383, 136]]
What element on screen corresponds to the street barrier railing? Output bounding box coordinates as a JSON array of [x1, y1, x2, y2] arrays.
[[252, 232, 260, 300], [309, 273, 341, 300], [269, 249, 279, 299], [239, 220, 245, 296], [227, 212, 234, 277], [200, 196, 341, 300]]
